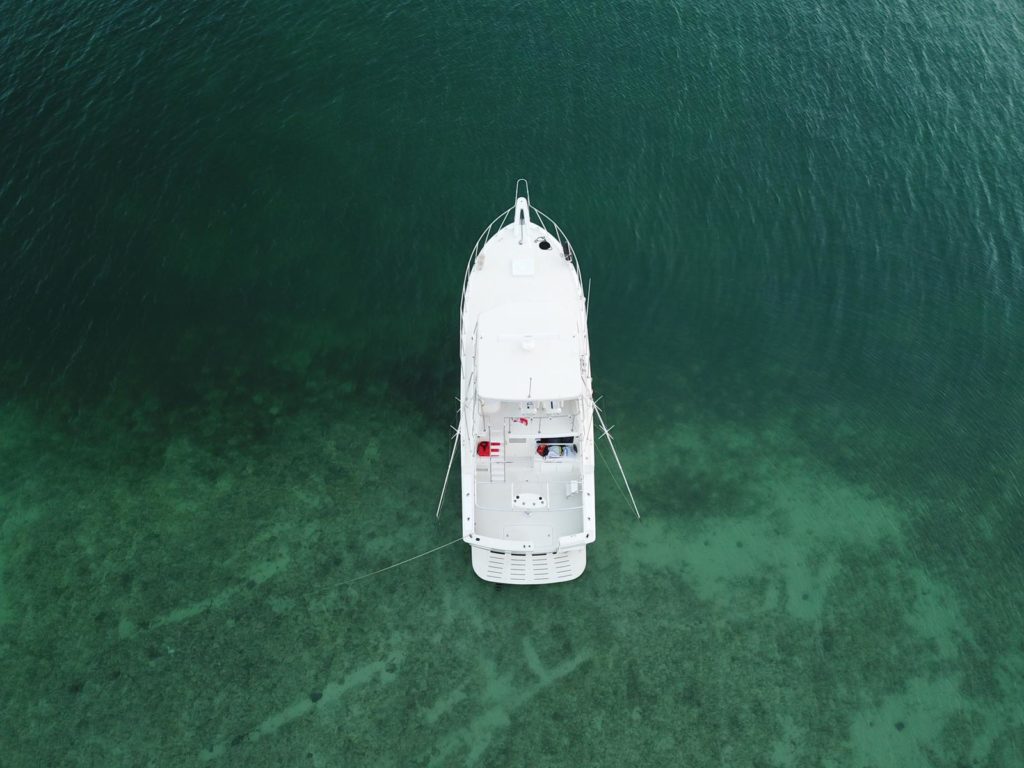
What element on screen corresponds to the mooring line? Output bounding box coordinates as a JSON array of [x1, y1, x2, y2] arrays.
[[309, 537, 465, 593]]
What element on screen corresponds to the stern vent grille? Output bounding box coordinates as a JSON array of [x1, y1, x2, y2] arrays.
[[483, 549, 583, 584]]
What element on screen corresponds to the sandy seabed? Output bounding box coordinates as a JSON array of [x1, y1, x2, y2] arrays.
[[1, 360, 1022, 768]]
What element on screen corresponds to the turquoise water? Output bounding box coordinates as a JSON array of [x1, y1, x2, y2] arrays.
[[2, 1, 1023, 765]]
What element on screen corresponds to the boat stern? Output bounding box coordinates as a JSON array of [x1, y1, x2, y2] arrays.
[[471, 546, 586, 585]]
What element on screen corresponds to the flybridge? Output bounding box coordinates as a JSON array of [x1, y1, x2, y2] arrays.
[[475, 303, 585, 401]]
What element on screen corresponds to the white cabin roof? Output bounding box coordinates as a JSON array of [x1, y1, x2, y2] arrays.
[[476, 302, 583, 400]]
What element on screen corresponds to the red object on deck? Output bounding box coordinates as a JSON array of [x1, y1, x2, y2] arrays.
[[477, 441, 501, 457]]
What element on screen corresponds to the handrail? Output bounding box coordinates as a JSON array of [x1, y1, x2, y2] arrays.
[[460, 368, 476, 438]]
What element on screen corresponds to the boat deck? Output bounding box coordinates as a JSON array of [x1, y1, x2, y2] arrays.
[[473, 476, 584, 552]]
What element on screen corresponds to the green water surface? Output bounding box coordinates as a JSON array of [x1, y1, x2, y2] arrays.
[[1, 1, 1022, 765]]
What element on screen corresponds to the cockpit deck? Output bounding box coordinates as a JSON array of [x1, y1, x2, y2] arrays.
[[470, 398, 585, 553]]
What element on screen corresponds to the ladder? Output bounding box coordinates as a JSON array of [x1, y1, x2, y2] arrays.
[[488, 427, 505, 483]]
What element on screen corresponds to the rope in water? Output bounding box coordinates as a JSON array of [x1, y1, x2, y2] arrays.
[[320, 395, 640, 590], [309, 537, 465, 593]]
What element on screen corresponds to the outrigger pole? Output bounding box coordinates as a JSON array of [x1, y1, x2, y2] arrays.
[[435, 421, 461, 519], [593, 403, 641, 520]]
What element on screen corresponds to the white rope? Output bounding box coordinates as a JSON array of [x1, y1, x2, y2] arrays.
[[311, 537, 465, 593]]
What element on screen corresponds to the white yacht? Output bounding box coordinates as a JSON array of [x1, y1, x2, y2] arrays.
[[454, 181, 596, 584]]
